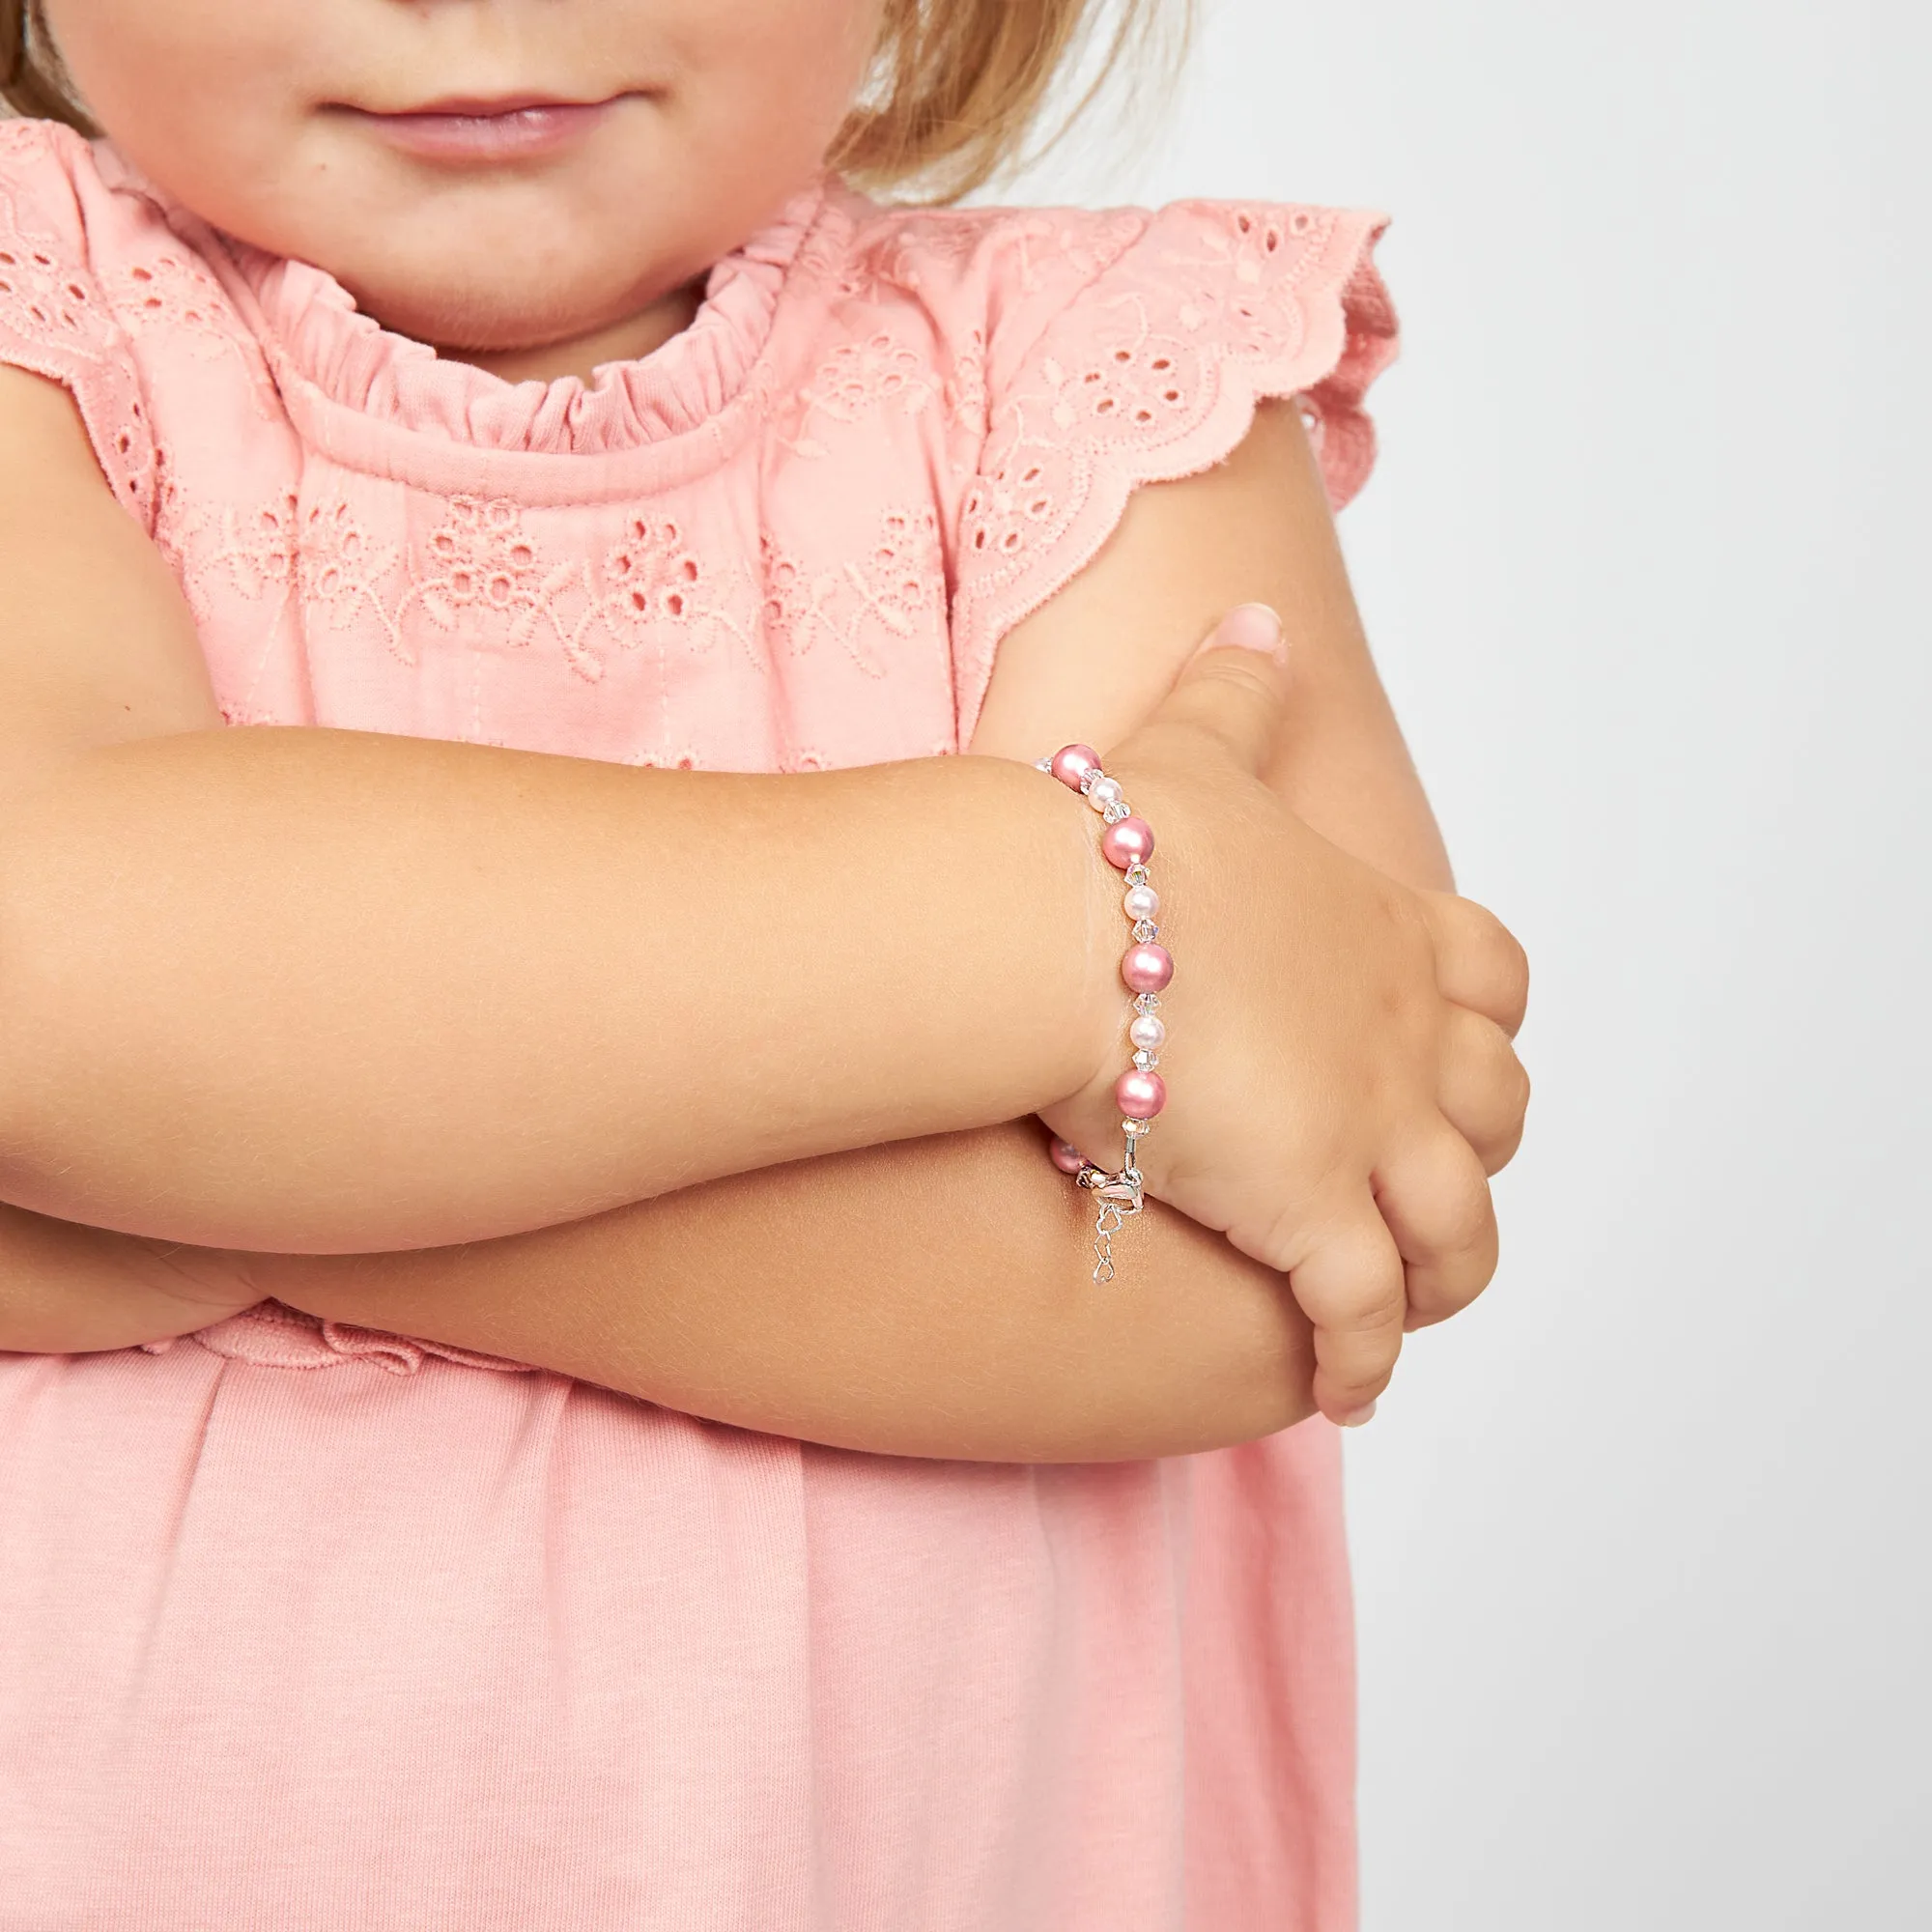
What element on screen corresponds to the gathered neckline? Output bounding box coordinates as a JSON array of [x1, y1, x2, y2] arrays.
[[96, 138, 832, 461]]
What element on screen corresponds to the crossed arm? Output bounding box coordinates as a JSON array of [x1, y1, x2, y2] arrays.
[[0, 378, 1451, 1461]]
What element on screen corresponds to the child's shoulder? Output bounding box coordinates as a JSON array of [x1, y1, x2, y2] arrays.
[[0, 118, 185, 526], [827, 191, 1406, 735], [820, 183, 1398, 520], [0, 115, 189, 322], [832, 185, 1392, 378], [0, 115, 117, 245]]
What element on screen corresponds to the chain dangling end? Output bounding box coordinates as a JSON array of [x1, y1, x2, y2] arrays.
[[1079, 1155, 1145, 1285]]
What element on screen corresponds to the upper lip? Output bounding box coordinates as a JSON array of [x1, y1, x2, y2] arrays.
[[366, 93, 613, 119]]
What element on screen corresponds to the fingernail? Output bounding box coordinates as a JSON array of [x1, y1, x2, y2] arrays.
[[1338, 1400, 1378, 1428], [1196, 603, 1287, 666]]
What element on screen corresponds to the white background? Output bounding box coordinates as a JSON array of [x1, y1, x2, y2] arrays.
[[1011, 3, 1930, 1925]]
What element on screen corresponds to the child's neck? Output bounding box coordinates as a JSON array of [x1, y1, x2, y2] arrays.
[[435, 280, 705, 387]]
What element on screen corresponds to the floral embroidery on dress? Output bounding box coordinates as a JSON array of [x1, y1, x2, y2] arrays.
[[761, 503, 944, 677], [949, 200, 1393, 741], [0, 117, 1392, 807], [107, 249, 283, 419], [166, 484, 768, 692], [189, 491, 301, 624], [944, 327, 989, 441], [391, 497, 760, 685], [958, 203, 1380, 591], [0, 175, 156, 522], [602, 513, 704, 631], [300, 497, 404, 639], [849, 209, 1008, 297], [856, 205, 1146, 306], [781, 331, 937, 459], [407, 496, 560, 654], [157, 483, 405, 712]]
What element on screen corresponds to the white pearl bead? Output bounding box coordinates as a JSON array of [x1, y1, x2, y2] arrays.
[[1122, 884, 1159, 922], [1087, 776, 1123, 812], [1129, 1013, 1167, 1051]]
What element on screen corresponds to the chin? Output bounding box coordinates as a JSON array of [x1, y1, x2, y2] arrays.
[[341, 261, 660, 358]]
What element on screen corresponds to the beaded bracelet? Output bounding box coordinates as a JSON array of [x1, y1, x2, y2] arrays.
[[1036, 743, 1173, 1284]]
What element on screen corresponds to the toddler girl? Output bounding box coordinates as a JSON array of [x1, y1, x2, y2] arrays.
[[0, 0, 1529, 1925]]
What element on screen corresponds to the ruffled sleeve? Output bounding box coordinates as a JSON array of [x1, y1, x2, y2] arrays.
[[0, 120, 156, 527], [950, 199, 1397, 739]]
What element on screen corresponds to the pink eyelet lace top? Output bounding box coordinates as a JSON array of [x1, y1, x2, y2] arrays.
[[0, 117, 1395, 1931]]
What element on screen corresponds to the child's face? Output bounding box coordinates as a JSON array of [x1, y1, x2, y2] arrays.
[[42, 0, 886, 352]]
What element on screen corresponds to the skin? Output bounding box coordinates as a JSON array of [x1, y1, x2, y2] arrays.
[[0, 2, 1530, 1450], [43, 0, 888, 371]]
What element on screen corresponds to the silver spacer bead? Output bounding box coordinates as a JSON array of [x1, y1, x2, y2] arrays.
[[1133, 991, 1162, 1014], [1132, 918, 1158, 943]]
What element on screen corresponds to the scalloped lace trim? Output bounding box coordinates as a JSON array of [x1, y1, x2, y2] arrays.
[[950, 202, 1395, 743]]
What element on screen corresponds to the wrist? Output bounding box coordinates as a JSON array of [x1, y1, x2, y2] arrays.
[[951, 752, 1124, 1116], [1032, 744, 1173, 1179], [1037, 756, 1134, 1113]]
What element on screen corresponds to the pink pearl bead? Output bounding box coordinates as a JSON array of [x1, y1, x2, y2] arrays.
[[1048, 1137, 1086, 1175], [1121, 942, 1174, 994], [1049, 744, 1100, 790], [1100, 815, 1155, 869], [1115, 1069, 1168, 1119]]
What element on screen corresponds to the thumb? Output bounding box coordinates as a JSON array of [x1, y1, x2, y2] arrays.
[[1153, 604, 1291, 776]]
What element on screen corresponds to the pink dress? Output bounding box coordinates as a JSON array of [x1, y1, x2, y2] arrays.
[[0, 119, 1396, 1930]]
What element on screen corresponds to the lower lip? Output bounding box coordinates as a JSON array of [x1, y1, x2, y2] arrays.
[[353, 99, 617, 163]]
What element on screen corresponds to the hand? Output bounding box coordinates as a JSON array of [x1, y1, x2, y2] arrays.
[[1041, 608, 1529, 1426]]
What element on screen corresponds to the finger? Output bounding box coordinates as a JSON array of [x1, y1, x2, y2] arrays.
[[1418, 891, 1530, 1037], [1288, 1208, 1407, 1426], [1437, 1005, 1532, 1175], [1374, 1128, 1500, 1330], [1147, 604, 1293, 776]]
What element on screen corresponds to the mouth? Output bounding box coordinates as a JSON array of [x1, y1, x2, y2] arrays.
[[338, 94, 631, 164]]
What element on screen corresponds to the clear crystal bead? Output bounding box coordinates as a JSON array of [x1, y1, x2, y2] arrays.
[[1102, 800, 1130, 824], [1133, 991, 1161, 1013], [1132, 918, 1157, 942], [1122, 1118, 1153, 1137], [1124, 863, 1151, 888], [1078, 768, 1099, 794], [1132, 1049, 1158, 1070], [1034, 755, 1054, 773]]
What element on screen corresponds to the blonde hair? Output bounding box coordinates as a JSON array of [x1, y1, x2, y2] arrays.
[[834, 0, 1190, 199], [1, 0, 1188, 202]]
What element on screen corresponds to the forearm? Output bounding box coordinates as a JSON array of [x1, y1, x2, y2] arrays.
[[0, 728, 1111, 1253], [2, 1125, 1311, 1462], [260, 1122, 1313, 1462]]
